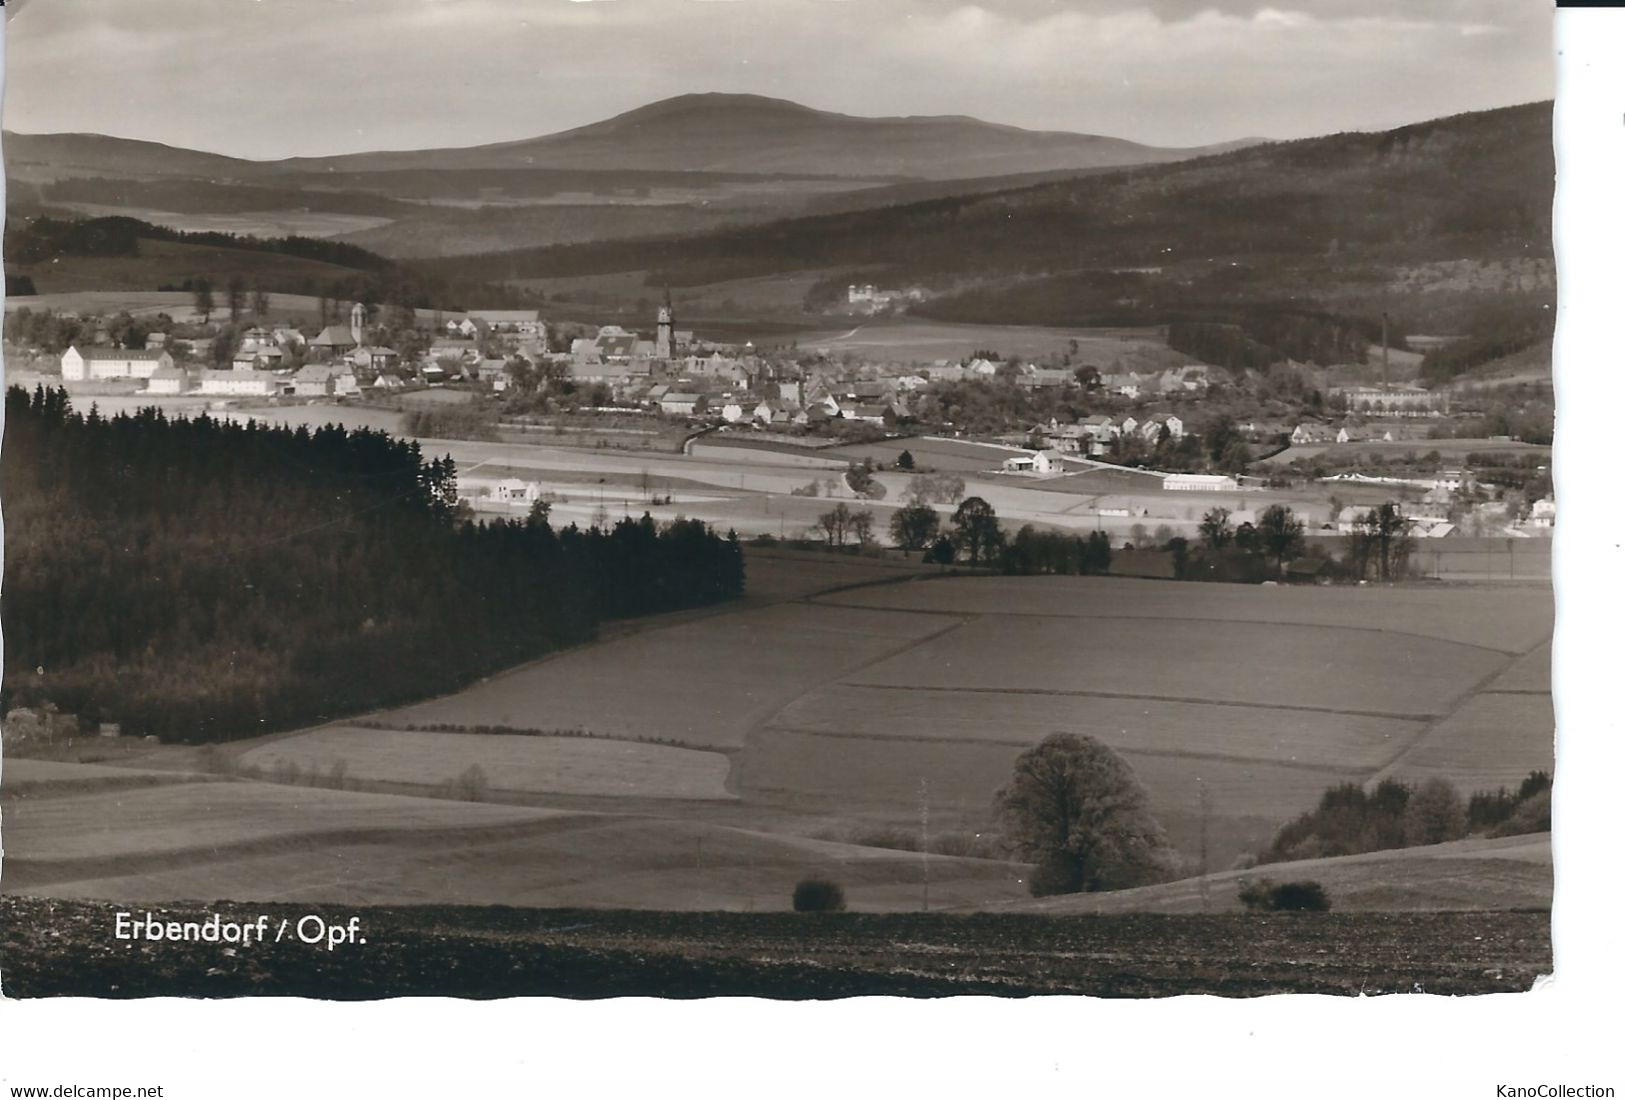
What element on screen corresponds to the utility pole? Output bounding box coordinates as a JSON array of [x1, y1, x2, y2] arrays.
[[1198, 778, 1211, 912], [919, 778, 931, 913], [1381, 312, 1390, 395]]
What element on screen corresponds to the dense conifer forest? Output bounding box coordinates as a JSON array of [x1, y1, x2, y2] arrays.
[[1, 387, 745, 742]]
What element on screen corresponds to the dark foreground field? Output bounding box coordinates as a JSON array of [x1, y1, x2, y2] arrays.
[[0, 896, 1549, 998]]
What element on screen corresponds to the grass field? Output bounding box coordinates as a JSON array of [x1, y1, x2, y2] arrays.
[[818, 575, 1553, 652], [1376, 692, 1554, 792], [3, 552, 1551, 917], [1261, 437, 1552, 468], [824, 435, 1030, 473], [2, 781, 564, 868], [237, 726, 734, 800], [795, 320, 1187, 365], [772, 684, 1422, 767], [5, 290, 328, 322], [1014, 833, 1553, 914], [738, 548, 927, 603], [687, 441, 848, 469], [1487, 641, 1552, 693], [2, 765, 1026, 912], [373, 601, 953, 749], [843, 614, 1502, 717]]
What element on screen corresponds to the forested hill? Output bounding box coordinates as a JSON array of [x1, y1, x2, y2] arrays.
[[424, 101, 1552, 334], [4, 214, 524, 310], [0, 388, 744, 742]]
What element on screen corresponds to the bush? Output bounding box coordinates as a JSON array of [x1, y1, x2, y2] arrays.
[[792, 878, 846, 912], [1270, 881, 1332, 911], [1238, 878, 1332, 912], [449, 763, 490, 802]]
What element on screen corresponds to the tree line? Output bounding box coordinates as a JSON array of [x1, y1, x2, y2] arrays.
[[1257, 770, 1551, 864], [1, 386, 744, 742]]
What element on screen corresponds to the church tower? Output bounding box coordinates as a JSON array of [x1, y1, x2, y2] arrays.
[[350, 301, 367, 347], [655, 290, 674, 360]]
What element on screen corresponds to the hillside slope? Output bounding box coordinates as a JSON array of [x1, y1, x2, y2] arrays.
[[994, 833, 1552, 914], [428, 101, 1551, 334]]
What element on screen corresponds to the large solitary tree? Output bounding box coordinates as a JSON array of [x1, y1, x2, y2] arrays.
[[994, 732, 1178, 896], [950, 496, 1003, 567]]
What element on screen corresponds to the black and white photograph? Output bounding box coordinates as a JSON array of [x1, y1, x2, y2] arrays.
[[0, 0, 1615, 1090]]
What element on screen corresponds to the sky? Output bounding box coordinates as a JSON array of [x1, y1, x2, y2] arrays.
[[1, 0, 1554, 158]]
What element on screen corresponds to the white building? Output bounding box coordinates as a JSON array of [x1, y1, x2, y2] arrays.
[[1002, 449, 1067, 475], [1333, 385, 1448, 417], [61, 346, 174, 382], [467, 310, 546, 337], [144, 364, 191, 395], [198, 370, 279, 397], [1163, 473, 1239, 492]]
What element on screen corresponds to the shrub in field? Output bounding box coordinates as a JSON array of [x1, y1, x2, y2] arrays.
[[792, 878, 846, 912], [995, 732, 1179, 897], [1238, 878, 1332, 912], [447, 764, 490, 802], [1237, 878, 1275, 912], [1269, 881, 1332, 911]]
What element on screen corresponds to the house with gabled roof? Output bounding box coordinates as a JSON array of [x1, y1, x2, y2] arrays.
[[292, 363, 336, 397], [144, 364, 191, 395], [311, 325, 358, 356], [659, 392, 706, 417]]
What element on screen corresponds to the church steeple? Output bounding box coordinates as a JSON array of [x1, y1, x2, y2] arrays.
[[655, 288, 674, 360], [350, 301, 367, 347]]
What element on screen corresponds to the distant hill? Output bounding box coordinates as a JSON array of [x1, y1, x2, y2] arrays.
[[4, 94, 1256, 258], [426, 101, 1552, 337], [4, 94, 1249, 184], [262, 93, 1252, 180], [3, 131, 254, 183]]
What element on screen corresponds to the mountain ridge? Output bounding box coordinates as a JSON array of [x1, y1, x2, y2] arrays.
[[5, 92, 1257, 182]]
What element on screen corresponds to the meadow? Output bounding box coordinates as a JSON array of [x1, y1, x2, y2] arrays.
[[817, 575, 1553, 652], [2, 763, 1024, 911], [794, 320, 1186, 365], [1374, 691, 1555, 792], [3, 551, 1552, 912], [843, 615, 1497, 717], [1015, 832, 1553, 914], [238, 726, 735, 800], [372, 600, 955, 749]]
